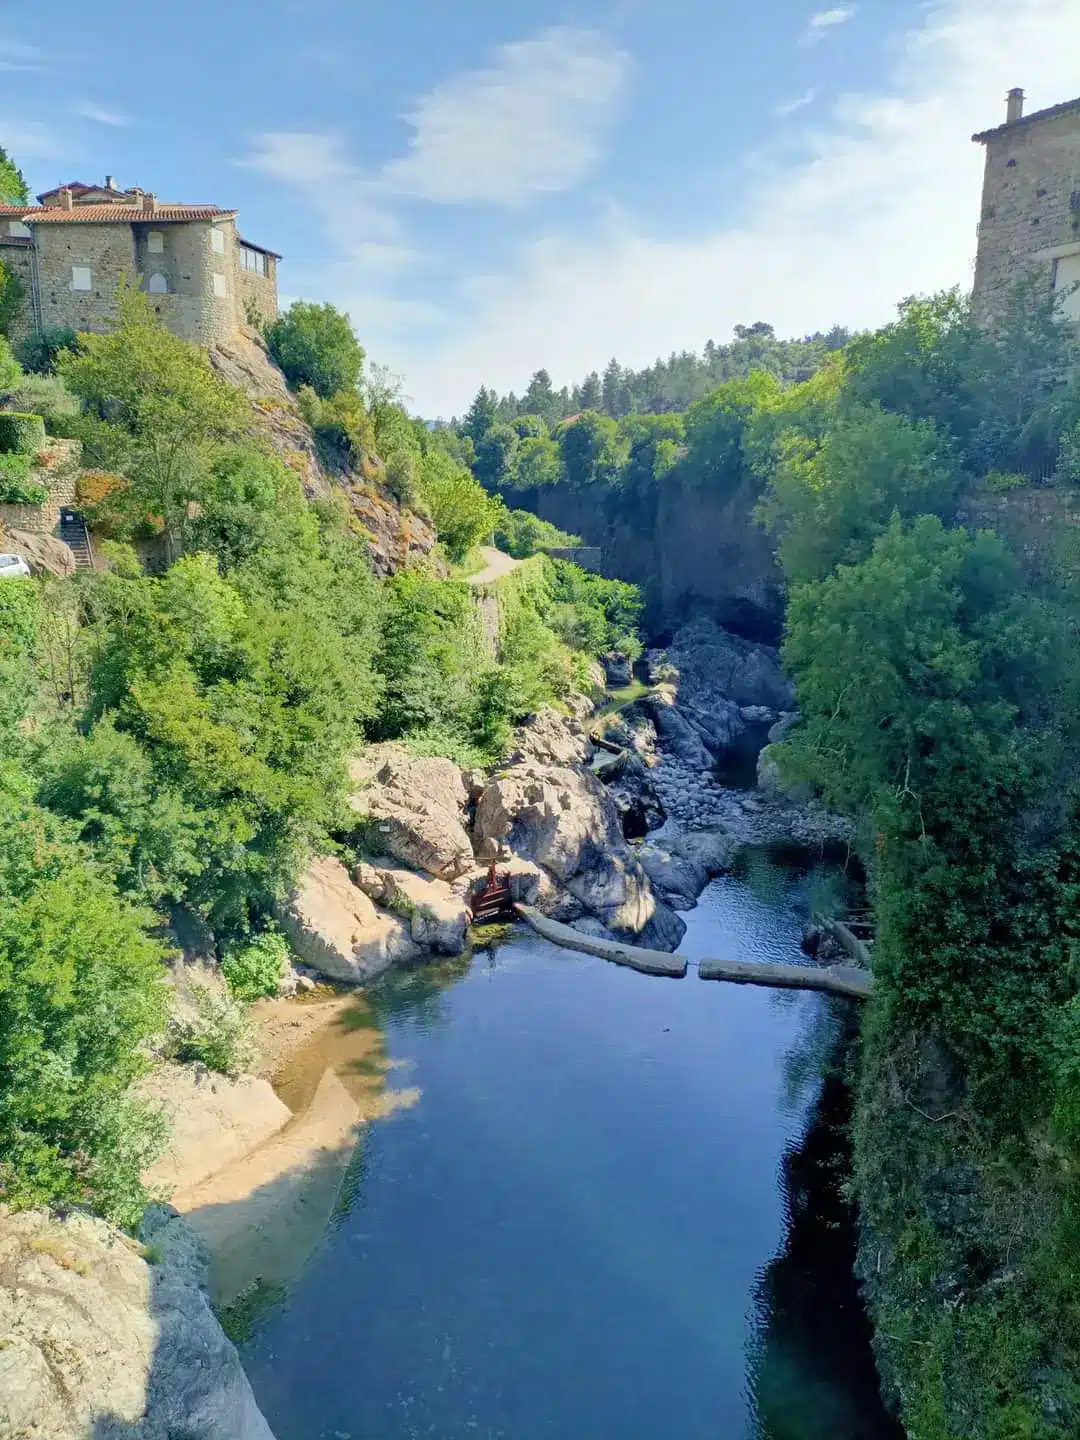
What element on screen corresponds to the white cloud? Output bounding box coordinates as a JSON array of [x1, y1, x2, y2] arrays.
[[76, 102, 128, 127], [381, 27, 630, 206], [0, 119, 64, 159], [777, 89, 817, 116], [390, 0, 1080, 415], [0, 37, 45, 71], [803, 6, 856, 42]]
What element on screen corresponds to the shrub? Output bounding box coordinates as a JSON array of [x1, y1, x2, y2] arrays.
[[76, 469, 127, 508], [17, 326, 79, 375], [222, 926, 291, 1002], [0, 335, 20, 390], [169, 981, 256, 1077], [1, 373, 80, 435], [0, 411, 45, 456], [0, 452, 47, 504], [494, 509, 580, 558], [266, 301, 365, 399]]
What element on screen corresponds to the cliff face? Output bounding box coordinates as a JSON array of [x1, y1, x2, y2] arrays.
[[209, 328, 441, 578], [525, 473, 783, 642]]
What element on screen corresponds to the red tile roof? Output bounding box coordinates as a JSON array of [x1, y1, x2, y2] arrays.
[[15, 204, 237, 223]]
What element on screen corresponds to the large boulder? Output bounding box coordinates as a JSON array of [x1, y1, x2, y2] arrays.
[[505, 707, 592, 768], [0, 1206, 275, 1439], [665, 617, 794, 711], [354, 860, 470, 955], [473, 763, 685, 950], [348, 747, 475, 880], [4, 528, 76, 578], [277, 855, 422, 984], [635, 842, 710, 909], [640, 688, 714, 770]]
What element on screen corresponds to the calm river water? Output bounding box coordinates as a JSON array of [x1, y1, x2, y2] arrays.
[[244, 856, 901, 1440]]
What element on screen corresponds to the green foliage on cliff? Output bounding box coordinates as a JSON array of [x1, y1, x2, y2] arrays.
[[266, 300, 366, 399], [0, 142, 28, 204]]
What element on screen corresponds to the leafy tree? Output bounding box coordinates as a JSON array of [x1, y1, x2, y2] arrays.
[[265, 300, 365, 399], [58, 286, 249, 559], [0, 143, 28, 205], [416, 446, 503, 562], [0, 258, 25, 337], [494, 509, 579, 558], [512, 433, 561, 490], [473, 423, 519, 490], [760, 404, 961, 585], [0, 334, 20, 391], [0, 790, 167, 1225], [17, 325, 79, 375], [557, 411, 626, 489]]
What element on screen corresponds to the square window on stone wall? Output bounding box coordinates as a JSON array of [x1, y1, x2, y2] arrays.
[[148, 231, 164, 254], [71, 266, 91, 291], [211, 227, 226, 255], [212, 272, 227, 298]]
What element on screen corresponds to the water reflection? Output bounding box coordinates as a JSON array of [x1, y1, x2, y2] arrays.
[[751, 1014, 902, 1440]]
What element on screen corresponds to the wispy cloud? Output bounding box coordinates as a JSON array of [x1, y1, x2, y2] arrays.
[[802, 6, 856, 43], [0, 119, 64, 159], [0, 37, 45, 72], [382, 27, 630, 207], [391, 0, 1080, 414], [76, 101, 129, 127], [777, 89, 817, 117]]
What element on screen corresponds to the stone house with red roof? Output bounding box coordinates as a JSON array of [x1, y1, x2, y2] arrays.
[[972, 88, 1080, 325], [0, 175, 279, 347]]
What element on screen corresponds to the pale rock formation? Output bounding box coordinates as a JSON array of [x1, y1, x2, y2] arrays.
[[277, 855, 421, 983]]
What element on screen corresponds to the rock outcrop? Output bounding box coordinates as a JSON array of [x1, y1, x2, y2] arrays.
[[0, 1206, 276, 1439], [354, 860, 470, 955], [473, 762, 685, 950], [2, 528, 76, 577], [348, 748, 475, 880], [278, 854, 421, 983]]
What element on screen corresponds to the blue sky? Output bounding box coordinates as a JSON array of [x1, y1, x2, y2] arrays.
[[3, 0, 1080, 414]]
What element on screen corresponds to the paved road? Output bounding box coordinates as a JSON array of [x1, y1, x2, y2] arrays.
[[466, 546, 524, 586]]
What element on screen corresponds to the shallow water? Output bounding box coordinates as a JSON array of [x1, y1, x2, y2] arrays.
[[242, 859, 899, 1439]]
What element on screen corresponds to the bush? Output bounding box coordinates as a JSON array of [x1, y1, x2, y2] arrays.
[[494, 508, 580, 558], [266, 302, 365, 399], [0, 411, 45, 455], [222, 926, 291, 1002], [17, 326, 79, 376], [0, 452, 47, 504], [169, 981, 256, 1077], [1, 373, 80, 435], [0, 334, 21, 388]]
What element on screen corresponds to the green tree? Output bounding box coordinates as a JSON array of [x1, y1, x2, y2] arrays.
[[462, 386, 498, 448], [557, 410, 626, 489], [265, 300, 365, 399], [417, 446, 503, 562], [58, 286, 249, 559], [0, 791, 168, 1225], [473, 423, 519, 490], [0, 258, 25, 338], [0, 143, 28, 205]]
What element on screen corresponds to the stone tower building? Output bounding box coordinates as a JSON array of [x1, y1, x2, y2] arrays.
[[972, 89, 1080, 324], [0, 176, 279, 348]]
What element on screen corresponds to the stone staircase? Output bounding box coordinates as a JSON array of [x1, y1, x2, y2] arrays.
[[58, 508, 94, 569]]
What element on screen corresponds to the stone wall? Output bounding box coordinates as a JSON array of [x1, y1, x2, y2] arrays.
[[0, 238, 35, 342], [34, 222, 137, 334], [148, 218, 237, 346], [0, 439, 80, 537], [972, 107, 1080, 323], [234, 249, 278, 327]]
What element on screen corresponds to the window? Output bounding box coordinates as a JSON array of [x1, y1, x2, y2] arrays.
[[71, 266, 91, 292], [240, 245, 268, 275], [148, 272, 168, 294], [1054, 254, 1080, 322], [147, 230, 164, 254], [212, 272, 227, 299], [7, 220, 30, 238], [211, 227, 226, 255]]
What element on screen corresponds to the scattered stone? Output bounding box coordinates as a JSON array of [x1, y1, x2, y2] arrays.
[[352, 860, 469, 955]]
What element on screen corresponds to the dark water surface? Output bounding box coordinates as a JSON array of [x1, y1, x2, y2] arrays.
[[244, 860, 900, 1440]]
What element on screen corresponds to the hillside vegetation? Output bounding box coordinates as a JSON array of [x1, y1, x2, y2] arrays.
[[0, 288, 640, 1228], [465, 283, 1080, 1438]]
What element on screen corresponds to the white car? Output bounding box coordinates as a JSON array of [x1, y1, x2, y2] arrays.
[[0, 553, 31, 579]]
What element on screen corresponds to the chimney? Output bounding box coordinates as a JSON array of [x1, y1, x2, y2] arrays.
[[105, 174, 117, 191], [142, 192, 158, 214], [60, 187, 73, 210], [1006, 87, 1025, 124]]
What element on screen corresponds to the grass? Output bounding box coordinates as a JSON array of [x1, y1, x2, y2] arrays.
[[593, 678, 651, 721], [29, 1234, 92, 1278]]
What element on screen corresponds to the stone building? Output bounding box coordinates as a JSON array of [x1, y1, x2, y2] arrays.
[[972, 88, 1080, 324], [0, 176, 279, 347]]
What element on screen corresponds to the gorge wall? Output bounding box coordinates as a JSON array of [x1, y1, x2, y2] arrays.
[[520, 473, 784, 642]]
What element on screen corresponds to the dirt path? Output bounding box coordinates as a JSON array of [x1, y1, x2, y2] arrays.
[[466, 545, 523, 586]]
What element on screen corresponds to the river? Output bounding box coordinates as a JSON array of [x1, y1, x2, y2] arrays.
[[242, 854, 900, 1440]]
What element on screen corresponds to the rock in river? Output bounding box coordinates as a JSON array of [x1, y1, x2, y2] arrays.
[[278, 855, 422, 983], [473, 763, 685, 950]]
